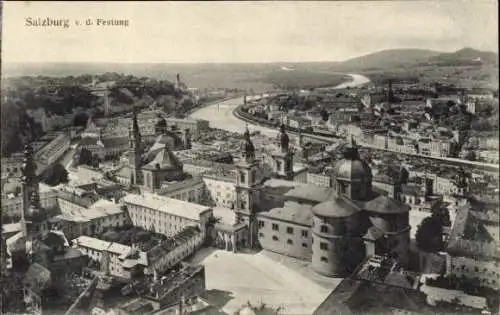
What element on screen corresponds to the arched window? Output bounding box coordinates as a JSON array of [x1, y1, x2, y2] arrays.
[[272, 235, 279, 241], [302, 243, 308, 248], [320, 256, 328, 263], [287, 239, 293, 245], [320, 225, 328, 233]]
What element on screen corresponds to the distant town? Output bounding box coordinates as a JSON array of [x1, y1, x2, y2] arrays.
[[1, 48, 499, 315]]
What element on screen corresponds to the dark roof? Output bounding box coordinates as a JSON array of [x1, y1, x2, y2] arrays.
[[284, 184, 333, 204], [363, 195, 410, 214], [102, 137, 128, 148], [79, 136, 99, 146], [314, 278, 431, 315], [313, 195, 363, 218], [363, 226, 385, 241]]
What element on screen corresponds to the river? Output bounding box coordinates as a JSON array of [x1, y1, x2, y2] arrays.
[[189, 73, 371, 138]]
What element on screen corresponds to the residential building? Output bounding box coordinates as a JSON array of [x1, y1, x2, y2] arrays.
[[145, 226, 204, 274], [73, 236, 147, 279], [123, 192, 212, 238], [51, 198, 130, 240], [35, 132, 71, 165]]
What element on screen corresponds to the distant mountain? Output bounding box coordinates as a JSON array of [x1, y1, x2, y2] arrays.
[[331, 48, 499, 71], [425, 47, 499, 66], [333, 49, 443, 71]]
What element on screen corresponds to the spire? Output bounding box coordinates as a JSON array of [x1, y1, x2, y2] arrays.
[[278, 124, 290, 152], [240, 124, 255, 161]]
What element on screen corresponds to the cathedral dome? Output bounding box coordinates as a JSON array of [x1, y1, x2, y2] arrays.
[[333, 136, 372, 182], [334, 159, 372, 182]]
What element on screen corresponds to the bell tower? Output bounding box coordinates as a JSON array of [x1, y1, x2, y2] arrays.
[[128, 106, 143, 186], [272, 124, 294, 180], [235, 125, 261, 248]]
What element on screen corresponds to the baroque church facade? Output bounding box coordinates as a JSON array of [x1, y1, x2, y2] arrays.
[[232, 125, 411, 277]]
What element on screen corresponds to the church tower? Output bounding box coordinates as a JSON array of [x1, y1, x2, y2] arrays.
[[128, 106, 143, 186], [272, 124, 294, 180], [235, 125, 261, 248]]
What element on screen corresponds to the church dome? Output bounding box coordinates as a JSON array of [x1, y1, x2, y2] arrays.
[[333, 136, 372, 182], [334, 159, 371, 182]]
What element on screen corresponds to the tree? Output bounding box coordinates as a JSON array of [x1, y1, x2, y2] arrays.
[[78, 148, 93, 166], [415, 216, 444, 252], [73, 112, 89, 127], [43, 164, 69, 186]]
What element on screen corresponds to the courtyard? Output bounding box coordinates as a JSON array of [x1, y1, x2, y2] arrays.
[[188, 248, 339, 315]]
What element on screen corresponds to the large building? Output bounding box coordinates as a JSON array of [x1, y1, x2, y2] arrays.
[[117, 107, 191, 191], [122, 191, 212, 238], [255, 134, 411, 277]]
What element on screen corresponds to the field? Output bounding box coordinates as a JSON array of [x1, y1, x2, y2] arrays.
[[3, 62, 351, 93]]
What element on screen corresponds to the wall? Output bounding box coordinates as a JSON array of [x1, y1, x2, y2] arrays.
[[202, 176, 236, 209], [126, 203, 206, 237], [257, 214, 312, 260]]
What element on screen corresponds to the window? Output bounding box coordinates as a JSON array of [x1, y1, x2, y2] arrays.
[[287, 239, 293, 245], [272, 235, 279, 241], [302, 243, 308, 248], [259, 233, 264, 238], [320, 256, 328, 263], [287, 227, 294, 234], [276, 160, 282, 171], [301, 230, 308, 237], [258, 220, 265, 228], [320, 225, 328, 233], [320, 242, 328, 251], [272, 223, 279, 231], [240, 172, 246, 183]]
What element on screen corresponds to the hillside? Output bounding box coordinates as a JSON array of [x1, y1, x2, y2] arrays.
[[424, 48, 499, 66], [332, 49, 442, 71]]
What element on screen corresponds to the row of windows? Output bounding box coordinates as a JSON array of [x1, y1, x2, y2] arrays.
[[261, 221, 309, 237], [259, 233, 309, 248]]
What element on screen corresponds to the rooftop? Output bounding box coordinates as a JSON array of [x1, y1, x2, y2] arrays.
[[57, 199, 124, 222], [260, 201, 313, 226], [123, 192, 211, 221], [284, 184, 333, 204]]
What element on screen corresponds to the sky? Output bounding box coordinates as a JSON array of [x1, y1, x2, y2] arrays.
[[2, 1, 498, 63]]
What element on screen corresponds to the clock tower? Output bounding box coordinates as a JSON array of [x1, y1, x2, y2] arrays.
[[235, 125, 261, 248]]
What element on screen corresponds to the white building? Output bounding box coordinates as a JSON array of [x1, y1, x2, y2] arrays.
[[73, 236, 147, 279], [123, 192, 212, 237]]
